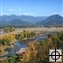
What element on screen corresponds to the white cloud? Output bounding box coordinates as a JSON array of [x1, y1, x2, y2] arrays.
[[24, 13, 28, 15], [0, 11, 4, 16], [60, 12, 63, 16], [61, 14, 63, 16], [23, 12, 36, 16], [9, 9, 14, 11], [18, 8, 21, 11], [29, 13, 36, 15], [53, 12, 59, 15], [53, 12, 63, 16]]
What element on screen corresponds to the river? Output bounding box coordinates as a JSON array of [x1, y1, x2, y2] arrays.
[[0, 32, 57, 59], [0, 35, 48, 58]]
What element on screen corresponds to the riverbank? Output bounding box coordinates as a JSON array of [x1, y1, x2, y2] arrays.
[[0, 33, 47, 60], [0, 39, 18, 57], [0, 30, 62, 60], [0, 31, 58, 58], [0, 27, 63, 37]]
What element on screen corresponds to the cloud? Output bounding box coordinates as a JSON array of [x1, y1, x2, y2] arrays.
[[23, 12, 36, 16], [60, 12, 63, 16], [53, 12, 59, 15], [0, 11, 4, 15], [18, 8, 21, 11], [53, 12, 63, 16], [9, 9, 14, 11], [24, 13, 28, 15], [61, 14, 63, 16]]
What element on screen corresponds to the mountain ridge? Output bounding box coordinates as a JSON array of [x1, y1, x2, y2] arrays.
[[37, 14, 63, 25], [0, 14, 63, 26], [0, 15, 47, 23]]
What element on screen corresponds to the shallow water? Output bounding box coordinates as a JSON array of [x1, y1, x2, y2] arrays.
[[0, 35, 47, 58]]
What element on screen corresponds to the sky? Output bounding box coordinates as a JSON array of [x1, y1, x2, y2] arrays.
[[0, 0, 63, 16]]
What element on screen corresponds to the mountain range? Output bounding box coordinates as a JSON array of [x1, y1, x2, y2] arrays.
[[0, 14, 63, 26], [37, 14, 63, 26]]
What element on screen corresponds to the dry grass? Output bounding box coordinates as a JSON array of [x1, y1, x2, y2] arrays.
[[0, 27, 63, 37]]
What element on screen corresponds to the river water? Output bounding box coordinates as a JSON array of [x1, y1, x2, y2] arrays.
[[0, 35, 47, 58], [0, 32, 57, 58]]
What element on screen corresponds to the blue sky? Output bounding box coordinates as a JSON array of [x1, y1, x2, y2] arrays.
[[0, 0, 63, 16]]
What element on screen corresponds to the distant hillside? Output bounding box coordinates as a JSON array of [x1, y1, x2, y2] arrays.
[[0, 19, 32, 26], [0, 14, 63, 27], [0, 15, 47, 23], [37, 14, 63, 25], [9, 19, 31, 26]]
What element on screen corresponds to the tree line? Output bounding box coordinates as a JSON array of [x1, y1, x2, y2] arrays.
[[15, 30, 36, 40], [4, 27, 15, 33]]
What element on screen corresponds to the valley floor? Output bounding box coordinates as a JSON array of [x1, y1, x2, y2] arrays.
[[0, 27, 63, 37]]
